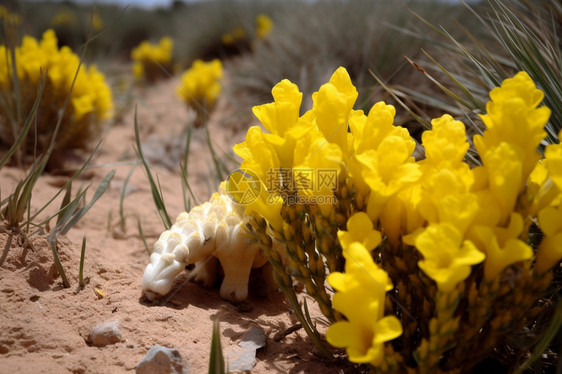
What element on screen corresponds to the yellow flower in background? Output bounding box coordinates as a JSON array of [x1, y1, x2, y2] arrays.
[[177, 59, 223, 116], [405, 223, 485, 292], [221, 27, 247, 46], [256, 14, 273, 40], [0, 29, 113, 150], [92, 14, 104, 31], [131, 37, 174, 82], [0, 5, 21, 25], [51, 9, 77, 27]]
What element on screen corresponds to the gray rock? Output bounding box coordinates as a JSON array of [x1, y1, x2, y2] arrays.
[[136, 345, 189, 374], [239, 327, 266, 351], [227, 327, 266, 372], [89, 320, 123, 347]]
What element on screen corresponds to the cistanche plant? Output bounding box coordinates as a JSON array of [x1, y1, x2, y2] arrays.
[[131, 36, 174, 82], [0, 29, 113, 162], [227, 66, 561, 373]]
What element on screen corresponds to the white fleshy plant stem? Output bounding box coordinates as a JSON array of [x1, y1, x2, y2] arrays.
[[141, 183, 268, 303]]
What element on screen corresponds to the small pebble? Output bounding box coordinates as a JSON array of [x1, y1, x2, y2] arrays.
[[227, 327, 266, 372], [136, 345, 189, 374], [88, 320, 123, 347]]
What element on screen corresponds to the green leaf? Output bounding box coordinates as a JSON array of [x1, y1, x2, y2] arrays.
[[208, 319, 225, 374]]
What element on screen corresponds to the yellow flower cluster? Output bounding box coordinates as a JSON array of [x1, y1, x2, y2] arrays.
[[233, 67, 561, 371], [0, 5, 22, 25], [221, 27, 246, 46], [255, 14, 273, 40], [131, 37, 173, 82], [51, 10, 77, 27], [176, 59, 223, 122], [327, 213, 401, 366], [50, 10, 103, 31], [221, 14, 273, 46], [0, 29, 113, 151]]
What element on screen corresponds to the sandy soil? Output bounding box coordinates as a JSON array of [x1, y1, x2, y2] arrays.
[[0, 77, 356, 373]]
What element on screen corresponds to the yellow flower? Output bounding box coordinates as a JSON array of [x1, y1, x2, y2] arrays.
[[338, 212, 382, 251], [232, 27, 246, 40], [418, 168, 479, 236], [422, 114, 469, 166], [358, 135, 421, 220], [347, 101, 414, 207], [233, 126, 280, 187], [479, 143, 524, 226], [350, 101, 400, 154], [326, 242, 402, 366], [131, 37, 174, 82], [131, 37, 173, 64], [293, 129, 343, 216], [51, 10, 77, 27], [226, 170, 283, 232], [471, 213, 532, 281], [535, 204, 562, 272], [326, 292, 402, 366], [221, 33, 234, 45], [312, 67, 357, 153], [256, 14, 273, 40], [474, 71, 551, 184], [0, 6, 21, 25], [544, 134, 562, 192], [177, 59, 223, 113], [0, 29, 113, 150], [405, 223, 485, 293], [252, 79, 311, 168], [92, 14, 104, 31]]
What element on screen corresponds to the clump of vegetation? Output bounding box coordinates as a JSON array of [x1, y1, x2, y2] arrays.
[[177, 59, 223, 123], [0, 29, 113, 162], [234, 64, 561, 373], [131, 37, 174, 82]]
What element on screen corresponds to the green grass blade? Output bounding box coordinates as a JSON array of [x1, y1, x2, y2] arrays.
[[119, 160, 138, 231], [0, 72, 47, 169], [133, 106, 172, 229], [56, 182, 73, 226], [60, 170, 115, 235], [28, 142, 102, 224], [47, 236, 70, 288], [514, 300, 562, 374], [369, 69, 431, 130], [136, 215, 151, 256], [79, 236, 86, 288], [208, 319, 225, 374]]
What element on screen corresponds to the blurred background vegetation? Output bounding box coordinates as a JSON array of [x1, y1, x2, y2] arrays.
[[0, 0, 484, 124]]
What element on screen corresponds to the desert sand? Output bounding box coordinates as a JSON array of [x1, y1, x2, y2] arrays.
[[0, 75, 358, 373]]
